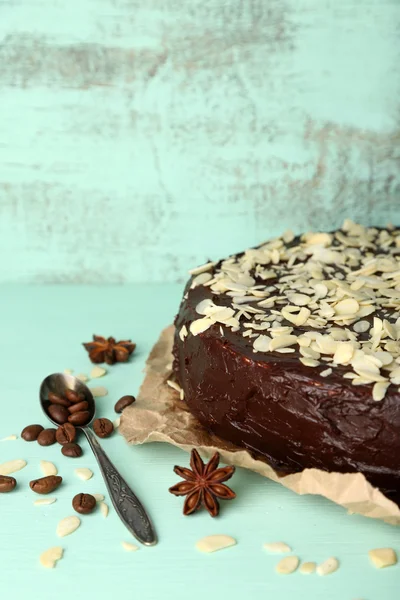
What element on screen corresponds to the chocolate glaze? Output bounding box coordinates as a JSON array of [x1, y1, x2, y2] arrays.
[[173, 284, 400, 505]]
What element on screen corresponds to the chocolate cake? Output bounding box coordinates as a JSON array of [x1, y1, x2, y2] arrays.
[[173, 220, 400, 504]]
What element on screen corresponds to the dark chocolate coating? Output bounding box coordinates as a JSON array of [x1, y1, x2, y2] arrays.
[[173, 284, 400, 505]]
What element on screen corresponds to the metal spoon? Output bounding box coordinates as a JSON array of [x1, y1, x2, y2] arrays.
[[40, 373, 157, 546]]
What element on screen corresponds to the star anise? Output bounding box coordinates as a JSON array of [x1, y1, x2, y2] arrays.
[[169, 449, 236, 517], [83, 335, 136, 365]]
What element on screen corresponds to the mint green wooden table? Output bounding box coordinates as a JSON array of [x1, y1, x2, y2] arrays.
[[1, 284, 399, 600]]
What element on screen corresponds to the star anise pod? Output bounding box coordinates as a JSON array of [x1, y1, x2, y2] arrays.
[[169, 449, 236, 517], [83, 335, 136, 365]]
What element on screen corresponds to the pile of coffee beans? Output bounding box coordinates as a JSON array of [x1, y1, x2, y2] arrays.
[[48, 390, 90, 426]]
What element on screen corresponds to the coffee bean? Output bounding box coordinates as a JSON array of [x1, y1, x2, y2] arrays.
[[48, 404, 69, 424], [21, 424, 44, 441], [37, 428, 57, 446], [65, 389, 85, 403], [61, 443, 82, 458], [56, 423, 76, 445], [48, 392, 71, 407], [93, 418, 114, 438], [68, 411, 90, 426], [68, 400, 89, 414], [30, 475, 62, 494], [0, 475, 17, 493], [72, 493, 96, 514], [114, 395, 136, 414]]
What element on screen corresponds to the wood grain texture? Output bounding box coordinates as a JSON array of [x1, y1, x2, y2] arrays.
[[0, 0, 399, 283]]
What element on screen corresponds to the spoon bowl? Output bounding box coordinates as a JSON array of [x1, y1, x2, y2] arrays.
[[40, 373, 95, 426], [39, 372, 157, 546]]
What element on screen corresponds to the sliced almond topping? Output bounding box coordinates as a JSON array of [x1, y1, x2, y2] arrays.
[[76, 373, 89, 383], [0, 459, 27, 475], [189, 262, 216, 276], [113, 417, 121, 429], [74, 468, 93, 481], [191, 272, 212, 287], [299, 561, 316, 574], [40, 461, 58, 477], [0, 435, 17, 442], [90, 366, 107, 379], [179, 325, 188, 341], [122, 541, 139, 552], [56, 516, 81, 538], [263, 542, 291, 553], [320, 368, 333, 377], [300, 357, 320, 367], [275, 556, 299, 574], [269, 335, 298, 352], [372, 381, 390, 401], [93, 494, 104, 502], [189, 317, 214, 336], [195, 535, 236, 553], [287, 293, 310, 306], [100, 501, 109, 518], [34, 497, 57, 506], [40, 546, 63, 569], [335, 299, 360, 315], [253, 335, 271, 352], [167, 380, 182, 393], [353, 320, 370, 333], [89, 386, 108, 397], [317, 557, 339, 576], [368, 548, 397, 568], [333, 342, 355, 365]]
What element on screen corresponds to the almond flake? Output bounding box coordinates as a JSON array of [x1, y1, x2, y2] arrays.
[[76, 373, 89, 383], [167, 380, 182, 393], [383, 319, 397, 340], [64, 368, 73, 375], [300, 357, 320, 367], [263, 542, 291, 553], [335, 299, 360, 315], [373, 381, 390, 401], [100, 501, 109, 518], [368, 548, 397, 568], [40, 461, 58, 477], [287, 293, 310, 306], [89, 386, 108, 397], [317, 557, 339, 576], [90, 366, 107, 379], [191, 272, 212, 287], [0, 459, 27, 475], [269, 335, 297, 352], [74, 468, 93, 481], [189, 317, 213, 336], [0, 435, 17, 442], [195, 535, 236, 553], [320, 368, 332, 377], [253, 335, 271, 352], [34, 497, 57, 506], [300, 561, 316, 574], [122, 541, 139, 552], [275, 556, 299, 574], [40, 546, 63, 569], [93, 494, 104, 502], [333, 342, 355, 365], [179, 325, 188, 341], [188, 261, 215, 276], [113, 417, 121, 429], [56, 516, 81, 538], [353, 320, 371, 334]]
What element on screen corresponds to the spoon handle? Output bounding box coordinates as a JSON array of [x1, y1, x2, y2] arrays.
[[83, 427, 157, 546]]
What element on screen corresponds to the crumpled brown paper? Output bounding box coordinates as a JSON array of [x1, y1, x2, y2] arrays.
[[120, 326, 400, 526]]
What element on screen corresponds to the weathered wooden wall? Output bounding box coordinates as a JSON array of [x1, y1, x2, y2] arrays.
[[0, 0, 399, 283]]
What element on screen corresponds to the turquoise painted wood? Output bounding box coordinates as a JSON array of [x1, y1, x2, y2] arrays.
[[1, 284, 399, 600], [0, 1, 399, 283]]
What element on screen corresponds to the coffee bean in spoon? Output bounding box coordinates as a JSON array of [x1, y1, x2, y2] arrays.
[[48, 404, 69, 424], [37, 428, 57, 446], [68, 411, 91, 426], [62, 443, 82, 458], [48, 392, 71, 407], [0, 475, 17, 493], [21, 424, 44, 441], [68, 400, 89, 414], [30, 475, 62, 494], [56, 423, 76, 445], [72, 493, 96, 514], [65, 389, 85, 403], [93, 418, 114, 438], [114, 395, 136, 413]]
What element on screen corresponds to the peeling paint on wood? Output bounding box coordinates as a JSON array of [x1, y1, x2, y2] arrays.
[[0, 0, 399, 283]]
